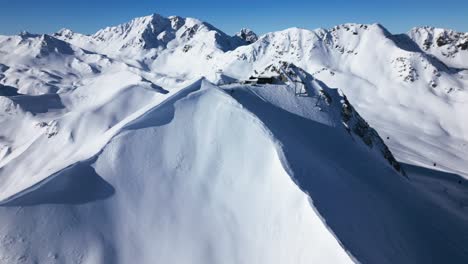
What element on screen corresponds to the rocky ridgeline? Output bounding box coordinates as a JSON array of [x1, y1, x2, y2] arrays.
[[258, 61, 405, 175]]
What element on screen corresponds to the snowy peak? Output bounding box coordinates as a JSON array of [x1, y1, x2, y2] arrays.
[[226, 22, 462, 93], [0, 32, 75, 57], [55, 28, 78, 39], [409, 26, 468, 51], [236, 28, 258, 44], [53, 28, 90, 43], [408, 27, 468, 68], [34, 33, 75, 56], [322, 23, 394, 52], [236, 23, 393, 57], [329, 23, 390, 36], [55, 14, 246, 54], [91, 13, 175, 49]]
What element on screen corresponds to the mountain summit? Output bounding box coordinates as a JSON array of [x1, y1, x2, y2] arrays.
[[55, 13, 248, 55], [235, 28, 258, 43]]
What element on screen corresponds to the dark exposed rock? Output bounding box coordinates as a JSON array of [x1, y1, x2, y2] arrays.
[[458, 39, 468, 50], [0, 64, 9, 72], [182, 45, 192, 52], [258, 62, 405, 176], [436, 36, 449, 47], [340, 95, 405, 175], [236, 28, 258, 44]]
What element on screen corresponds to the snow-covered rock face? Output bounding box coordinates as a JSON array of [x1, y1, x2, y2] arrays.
[[1, 13, 468, 264], [260, 62, 405, 174], [408, 27, 468, 69], [235, 28, 258, 44], [90, 14, 187, 51]]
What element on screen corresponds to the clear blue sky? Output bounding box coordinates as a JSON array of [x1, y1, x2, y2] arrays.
[[1, 0, 467, 35]]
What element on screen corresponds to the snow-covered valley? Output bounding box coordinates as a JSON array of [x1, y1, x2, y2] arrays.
[[0, 13, 468, 263]]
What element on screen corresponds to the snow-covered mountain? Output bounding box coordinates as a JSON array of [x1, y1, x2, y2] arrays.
[[1, 13, 468, 263], [55, 14, 247, 58], [215, 23, 468, 178], [0, 31, 118, 95], [408, 26, 468, 69]]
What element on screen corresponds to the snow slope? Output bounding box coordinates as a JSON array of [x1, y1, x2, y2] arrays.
[[0, 80, 356, 263], [0, 69, 176, 202], [1, 78, 467, 263], [0, 32, 117, 95]]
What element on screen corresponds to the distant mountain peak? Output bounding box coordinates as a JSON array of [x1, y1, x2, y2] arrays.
[[55, 28, 77, 38], [52, 13, 248, 54], [236, 28, 258, 44], [409, 26, 468, 49], [408, 26, 468, 68], [11, 32, 75, 57]]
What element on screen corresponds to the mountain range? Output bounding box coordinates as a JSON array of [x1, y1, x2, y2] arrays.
[[0, 13, 467, 263]]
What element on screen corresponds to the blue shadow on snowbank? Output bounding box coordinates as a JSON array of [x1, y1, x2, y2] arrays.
[[10, 93, 65, 113], [1, 162, 114, 206]]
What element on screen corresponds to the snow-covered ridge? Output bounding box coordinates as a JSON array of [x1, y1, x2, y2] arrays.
[[54, 13, 249, 56], [0, 32, 115, 94], [0, 31, 74, 59]]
